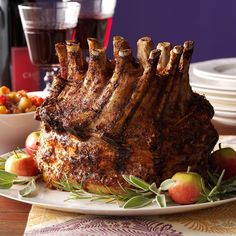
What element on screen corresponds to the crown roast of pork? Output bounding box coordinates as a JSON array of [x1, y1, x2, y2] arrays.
[[35, 36, 218, 193]]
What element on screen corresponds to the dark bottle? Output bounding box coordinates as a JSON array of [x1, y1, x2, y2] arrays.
[[0, 0, 11, 87], [0, 0, 26, 87]]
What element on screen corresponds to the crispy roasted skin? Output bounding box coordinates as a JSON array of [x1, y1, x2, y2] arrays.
[[36, 36, 218, 193]]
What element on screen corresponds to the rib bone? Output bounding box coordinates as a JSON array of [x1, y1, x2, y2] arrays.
[[156, 42, 171, 74], [137, 37, 153, 69]]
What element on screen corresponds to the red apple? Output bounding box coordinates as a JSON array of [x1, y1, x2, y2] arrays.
[[25, 131, 40, 157], [209, 144, 236, 179], [168, 171, 203, 205], [5, 152, 39, 176]]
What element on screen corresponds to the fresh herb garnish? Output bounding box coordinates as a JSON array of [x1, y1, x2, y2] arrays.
[[197, 170, 236, 203], [54, 175, 176, 209], [1, 150, 236, 208], [19, 178, 37, 197], [53, 170, 236, 209], [0, 170, 17, 189], [0, 169, 41, 197]]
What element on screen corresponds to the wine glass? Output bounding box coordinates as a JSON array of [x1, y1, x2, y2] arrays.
[[18, 2, 81, 90], [64, 0, 117, 56]]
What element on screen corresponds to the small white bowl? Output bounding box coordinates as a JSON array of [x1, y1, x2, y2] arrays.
[[0, 91, 48, 155]]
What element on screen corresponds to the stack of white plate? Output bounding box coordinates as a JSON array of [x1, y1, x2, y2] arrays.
[[190, 58, 236, 126]]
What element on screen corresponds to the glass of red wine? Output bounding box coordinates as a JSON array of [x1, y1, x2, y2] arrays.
[[18, 2, 81, 90], [65, 0, 116, 56]]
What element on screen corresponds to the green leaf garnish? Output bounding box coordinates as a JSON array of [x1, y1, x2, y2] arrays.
[[19, 178, 36, 197], [155, 193, 166, 208], [128, 175, 150, 191], [0, 170, 17, 189], [149, 183, 159, 194], [159, 179, 176, 191], [123, 196, 152, 209]]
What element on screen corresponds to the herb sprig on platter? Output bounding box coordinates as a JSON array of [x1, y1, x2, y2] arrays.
[[54, 175, 176, 208], [0, 150, 236, 208], [54, 171, 236, 209], [0, 169, 41, 197]]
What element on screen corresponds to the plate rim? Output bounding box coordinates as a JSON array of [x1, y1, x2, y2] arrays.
[[0, 182, 236, 216], [192, 58, 236, 81]]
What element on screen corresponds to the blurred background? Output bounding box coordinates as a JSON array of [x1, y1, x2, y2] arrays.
[[108, 0, 236, 62]]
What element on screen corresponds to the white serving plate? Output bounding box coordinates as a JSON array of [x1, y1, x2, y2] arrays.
[[189, 67, 236, 92], [192, 58, 236, 81], [211, 101, 236, 112], [0, 136, 236, 216], [213, 116, 236, 126], [192, 86, 236, 98], [215, 110, 236, 119], [0, 182, 235, 216]]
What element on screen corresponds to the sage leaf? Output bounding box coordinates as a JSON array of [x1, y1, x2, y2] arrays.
[[19, 178, 36, 197], [0, 170, 17, 189], [160, 179, 176, 191], [129, 175, 150, 191], [123, 195, 152, 209], [122, 175, 133, 186], [155, 193, 166, 208], [149, 183, 159, 194]]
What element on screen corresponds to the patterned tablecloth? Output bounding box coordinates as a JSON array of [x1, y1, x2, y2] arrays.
[[24, 201, 236, 236]]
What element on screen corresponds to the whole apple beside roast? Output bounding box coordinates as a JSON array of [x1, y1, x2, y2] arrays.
[[209, 144, 236, 179], [168, 144, 236, 204], [168, 170, 203, 205], [4, 132, 236, 205], [5, 152, 39, 177], [5, 131, 40, 177]]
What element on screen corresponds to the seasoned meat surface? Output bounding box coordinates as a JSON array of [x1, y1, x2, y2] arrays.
[[36, 36, 218, 193]]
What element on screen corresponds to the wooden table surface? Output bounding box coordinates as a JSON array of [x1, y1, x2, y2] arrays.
[[0, 196, 31, 236]]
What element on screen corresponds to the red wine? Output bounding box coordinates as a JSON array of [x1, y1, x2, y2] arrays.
[[75, 17, 113, 50], [24, 28, 75, 67]]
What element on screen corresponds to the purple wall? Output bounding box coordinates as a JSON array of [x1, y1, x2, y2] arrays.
[[108, 0, 236, 62]]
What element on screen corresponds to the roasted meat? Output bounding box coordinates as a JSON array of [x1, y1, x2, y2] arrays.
[[36, 36, 218, 193]]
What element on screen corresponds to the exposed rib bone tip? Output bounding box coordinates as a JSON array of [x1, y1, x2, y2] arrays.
[[119, 49, 132, 57], [88, 38, 98, 42], [87, 38, 102, 48], [113, 35, 125, 41], [55, 42, 65, 49], [173, 45, 183, 54], [67, 44, 80, 52], [139, 37, 152, 42], [66, 40, 77, 46], [184, 41, 194, 50], [157, 42, 171, 49], [149, 49, 161, 59], [90, 48, 104, 56]]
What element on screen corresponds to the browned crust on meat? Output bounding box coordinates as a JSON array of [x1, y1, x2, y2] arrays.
[[36, 37, 218, 193]]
